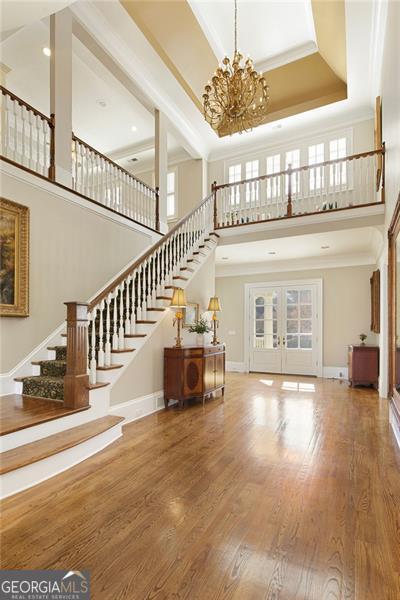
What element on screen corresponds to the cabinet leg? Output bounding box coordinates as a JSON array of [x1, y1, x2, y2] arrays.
[[164, 397, 169, 409]]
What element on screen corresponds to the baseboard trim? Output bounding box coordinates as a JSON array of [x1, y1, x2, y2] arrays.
[[323, 366, 349, 380], [109, 390, 177, 424]]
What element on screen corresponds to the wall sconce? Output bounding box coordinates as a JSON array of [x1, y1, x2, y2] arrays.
[[207, 296, 221, 345], [170, 287, 187, 348]]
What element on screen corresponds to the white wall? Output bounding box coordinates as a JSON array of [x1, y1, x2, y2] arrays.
[[377, 0, 400, 397], [0, 166, 155, 373], [216, 264, 377, 370], [110, 250, 215, 404]]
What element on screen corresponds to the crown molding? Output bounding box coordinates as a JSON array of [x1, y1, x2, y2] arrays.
[[216, 252, 375, 278], [255, 42, 318, 73]]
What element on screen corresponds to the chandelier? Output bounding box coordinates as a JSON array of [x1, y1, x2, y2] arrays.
[[202, 0, 270, 135]]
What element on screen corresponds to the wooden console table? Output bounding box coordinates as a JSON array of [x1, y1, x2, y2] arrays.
[[164, 345, 225, 408], [348, 345, 379, 389]]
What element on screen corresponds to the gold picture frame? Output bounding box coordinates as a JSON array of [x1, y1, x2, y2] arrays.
[[0, 197, 29, 317], [183, 302, 199, 328]]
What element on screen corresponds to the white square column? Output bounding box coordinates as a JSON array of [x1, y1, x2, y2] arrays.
[[155, 109, 168, 232], [50, 8, 72, 186]]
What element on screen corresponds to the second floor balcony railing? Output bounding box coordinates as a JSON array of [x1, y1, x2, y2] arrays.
[[0, 85, 159, 232], [212, 147, 385, 229]]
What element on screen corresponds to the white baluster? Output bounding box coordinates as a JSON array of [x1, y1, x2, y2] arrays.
[[118, 282, 125, 349], [112, 290, 119, 350], [105, 294, 112, 367], [130, 270, 136, 334], [98, 300, 105, 368], [137, 267, 142, 321], [125, 275, 131, 334], [89, 308, 97, 385], [142, 261, 147, 319]]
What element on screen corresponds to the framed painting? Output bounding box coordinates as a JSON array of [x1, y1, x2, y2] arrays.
[[183, 302, 199, 328], [0, 197, 29, 317]]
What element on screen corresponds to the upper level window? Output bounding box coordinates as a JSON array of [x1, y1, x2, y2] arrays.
[[329, 137, 347, 186], [308, 143, 324, 190], [229, 163, 241, 205], [285, 149, 300, 195], [167, 171, 176, 219], [245, 160, 259, 202], [266, 154, 281, 199]]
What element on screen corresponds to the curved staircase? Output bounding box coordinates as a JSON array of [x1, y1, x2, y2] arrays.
[[1, 193, 219, 498]]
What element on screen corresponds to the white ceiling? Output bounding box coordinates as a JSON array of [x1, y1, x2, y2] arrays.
[[188, 0, 317, 71], [0, 0, 75, 38], [0, 0, 386, 165], [215, 227, 381, 266], [0, 17, 178, 158]]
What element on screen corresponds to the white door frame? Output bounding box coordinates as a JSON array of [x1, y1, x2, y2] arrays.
[[244, 279, 323, 377]]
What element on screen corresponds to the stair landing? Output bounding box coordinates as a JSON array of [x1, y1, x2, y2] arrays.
[[0, 395, 89, 436]]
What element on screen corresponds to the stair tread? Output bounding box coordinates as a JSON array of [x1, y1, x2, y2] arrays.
[[87, 382, 110, 390], [157, 295, 172, 300], [47, 345, 66, 351], [148, 307, 165, 312], [0, 394, 90, 436], [0, 415, 124, 474], [173, 276, 188, 281], [31, 360, 66, 366], [136, 320, 157, 324], [111, 348, 135, 353], [14, 375, 64, 384], [125, 334, 147, 338], [96, 364, 123, 370]]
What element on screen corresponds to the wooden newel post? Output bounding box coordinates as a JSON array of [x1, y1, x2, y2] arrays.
[[155, 186, 160, 231], [212, 180, 218, 230], [48, 113, 55, 181], [286, 163, 293, 217], [64, 301, 90, 409]]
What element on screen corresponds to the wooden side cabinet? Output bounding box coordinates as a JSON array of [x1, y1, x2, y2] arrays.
[[164, 345, 225, 408], [348, 345, 379, 389]]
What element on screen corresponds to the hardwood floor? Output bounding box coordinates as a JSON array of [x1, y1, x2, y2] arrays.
[[1, 373, 399, 599]]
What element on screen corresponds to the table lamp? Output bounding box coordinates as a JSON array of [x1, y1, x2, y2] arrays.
[[207, 296, 221, 345], [170, 287, 187, 348]]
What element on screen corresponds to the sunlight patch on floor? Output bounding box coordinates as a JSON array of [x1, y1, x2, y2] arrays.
[[282, 381, 315, 393]]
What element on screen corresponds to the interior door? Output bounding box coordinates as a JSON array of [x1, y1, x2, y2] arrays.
[[249, 287, 282, 373], [282, 285, 318, 376], [249, 283, 319, 376]]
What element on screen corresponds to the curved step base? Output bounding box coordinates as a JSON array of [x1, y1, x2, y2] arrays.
[[0, 418, 123, 499]]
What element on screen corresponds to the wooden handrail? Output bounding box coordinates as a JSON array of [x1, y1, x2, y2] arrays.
[[88, 193, 213, 311], [215, 147, 386, 190], [0, 85, 52, 124], [72, 134, 156, 196]]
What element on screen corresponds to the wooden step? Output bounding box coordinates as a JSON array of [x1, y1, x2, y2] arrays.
[[164, 285, 175, 290], [156, 295, 172, 301], [210, 231, 220, 238], [0, 395, 90, 436], [173, 275, 188, 281], [180, 267, 194, 272], [111, 348, 135, 354], [192, 251, 206, 256], [136, 320, 157, 324], [96, 364, 123, 371], [187, 259, 200, 264], [0, 416, 124, 475], [87, 382, 110, 390], [148, 307, 165, 312], [125, 334, 147, 338]]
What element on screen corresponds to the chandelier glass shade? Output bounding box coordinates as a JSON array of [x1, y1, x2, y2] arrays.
[[203, 0, 270, 135]]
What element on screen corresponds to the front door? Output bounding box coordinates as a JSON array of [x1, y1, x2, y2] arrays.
[[249, 284, 319, 376]]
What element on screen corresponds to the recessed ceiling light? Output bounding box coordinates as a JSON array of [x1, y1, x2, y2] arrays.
[[321, 245, 330, 250], [97, 99, 107, 108], [268, 251, 276, 255], [42, 47, 51, 57], [221, 257, 229, 260], [131, 125, 137, 132], [272, 123, 282, 129]]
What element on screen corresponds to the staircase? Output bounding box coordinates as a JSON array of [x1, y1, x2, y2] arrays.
[[1, 192, 218, 498]]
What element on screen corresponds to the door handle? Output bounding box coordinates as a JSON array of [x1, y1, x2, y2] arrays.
[[282, 336, 286, 346]]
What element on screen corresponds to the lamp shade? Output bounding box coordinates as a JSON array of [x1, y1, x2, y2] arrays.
[[208, 296, 221, 312], [170, 287, 187, 308]]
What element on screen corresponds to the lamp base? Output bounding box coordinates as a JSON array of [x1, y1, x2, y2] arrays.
[[211, 317, 219, 345]]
